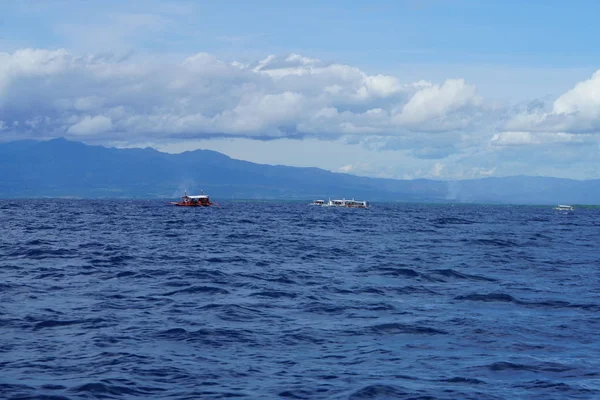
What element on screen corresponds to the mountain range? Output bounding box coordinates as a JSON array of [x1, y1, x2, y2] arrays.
[[1, 138, 599, 205]]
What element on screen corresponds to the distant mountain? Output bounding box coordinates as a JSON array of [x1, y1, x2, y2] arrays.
[[1, 138, 599, 204]]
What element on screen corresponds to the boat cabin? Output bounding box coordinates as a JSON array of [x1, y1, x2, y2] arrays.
[[554, 204, 574, 211], [346, 200, 369, 208], [330, 199, 347, 207]]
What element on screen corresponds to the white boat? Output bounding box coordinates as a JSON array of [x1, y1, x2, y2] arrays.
[[554, 204, 574, 211], [311, 198, 369, 208], [344, 199, 369, 208]]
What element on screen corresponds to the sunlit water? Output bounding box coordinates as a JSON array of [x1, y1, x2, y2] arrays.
[[1, 200, 599, 399]]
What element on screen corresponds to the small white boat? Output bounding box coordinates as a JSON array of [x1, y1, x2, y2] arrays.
[[554, 204, 574, 211], [311, 198, 369, 208]]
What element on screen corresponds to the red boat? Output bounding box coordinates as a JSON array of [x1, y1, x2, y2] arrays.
[[171, 191, 213, 206]]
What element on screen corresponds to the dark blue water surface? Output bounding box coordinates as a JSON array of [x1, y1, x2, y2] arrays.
[[1, 200, 600, 399]]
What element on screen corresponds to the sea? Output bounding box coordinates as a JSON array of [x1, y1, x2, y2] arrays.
[[1, 200, 599, 400]]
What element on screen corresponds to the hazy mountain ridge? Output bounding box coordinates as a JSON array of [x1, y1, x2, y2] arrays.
[[1, 138, 599, 204]]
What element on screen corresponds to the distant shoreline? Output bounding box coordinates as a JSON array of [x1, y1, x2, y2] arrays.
[[1, 198, 599, 207]]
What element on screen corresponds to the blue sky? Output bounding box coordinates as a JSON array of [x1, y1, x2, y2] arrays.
[[4, 1, 600, 65], [1, 0, 600, 179]]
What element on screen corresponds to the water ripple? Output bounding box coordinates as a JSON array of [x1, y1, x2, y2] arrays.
[[1, 200, 599, 399]]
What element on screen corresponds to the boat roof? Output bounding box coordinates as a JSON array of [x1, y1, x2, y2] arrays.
[[185, 195, 209, 199]]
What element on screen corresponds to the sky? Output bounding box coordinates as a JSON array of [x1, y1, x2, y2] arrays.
[[1, 0, 600, 180]]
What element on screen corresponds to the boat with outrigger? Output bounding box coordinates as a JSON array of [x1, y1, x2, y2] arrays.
[[171, 191, 214, 207], [554, 204, 574, 211], [310, 198, 369, 208]]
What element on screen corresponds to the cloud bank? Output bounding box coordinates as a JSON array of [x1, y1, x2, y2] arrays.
[[1, 48, 600, 179], [0, 49, 488, 141]]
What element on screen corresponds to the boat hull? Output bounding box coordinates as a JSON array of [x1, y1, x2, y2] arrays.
[[172, 202, 212, 207], [554, 205, 574, 211]]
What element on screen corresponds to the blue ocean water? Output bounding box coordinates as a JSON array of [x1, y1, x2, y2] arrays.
[[1, 200, 599, 400]]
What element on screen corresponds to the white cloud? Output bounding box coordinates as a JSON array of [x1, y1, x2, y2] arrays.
[[394, 78, 482, 130], [490, 131, 537, 146], [68, 115, 113, 135], [338, 164, 354, 173], [506, 69, 600, 134], [0, 49, 492, 144], [285, 53, 319, 66], [356, 74, 402, 99], [213, 91, 306, 135], [553, 70, 600, 117], [490, 131, 595, 147]]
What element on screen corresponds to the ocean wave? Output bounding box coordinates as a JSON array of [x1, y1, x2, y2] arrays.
[[480, 361, 574, 373], [366, 322, 448, 335], [456, 293, 600, 311], [161, 286, 230, 296], [348, 384, 411, 399], [2, 200, 599, 399], [427, 268, 497, 282]]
